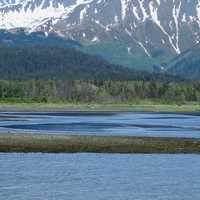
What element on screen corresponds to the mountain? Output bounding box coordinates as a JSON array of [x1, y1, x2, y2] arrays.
[[0, 29, 81, 48], [166, 43, 200, 80], [0, 45, 176, 80], [1, 0, 200, 70]]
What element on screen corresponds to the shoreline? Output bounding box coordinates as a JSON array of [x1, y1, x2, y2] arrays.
[[1, 134, 200, 154], [0, 103, 200, 113]]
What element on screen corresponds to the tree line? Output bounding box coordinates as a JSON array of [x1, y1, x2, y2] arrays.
[[0, 80, 200, 104]]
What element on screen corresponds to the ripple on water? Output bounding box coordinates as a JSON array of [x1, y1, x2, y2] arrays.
[[0, 153, 199, 200]]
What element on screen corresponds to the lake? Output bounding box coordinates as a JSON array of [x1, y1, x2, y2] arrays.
[[0, 153, 199, 200], [0, 112, 200, 199], [0, 112, 200, 138]]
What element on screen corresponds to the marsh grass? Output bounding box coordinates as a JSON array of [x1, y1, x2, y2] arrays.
[[0, 134, 200, 154]]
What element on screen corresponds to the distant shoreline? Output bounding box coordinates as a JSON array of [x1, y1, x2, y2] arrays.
[[0, 103, 200, 113], [0, 134, 200, 154]]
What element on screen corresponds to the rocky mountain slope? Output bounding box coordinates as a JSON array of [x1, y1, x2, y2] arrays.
[[1, 0, 200, 70]]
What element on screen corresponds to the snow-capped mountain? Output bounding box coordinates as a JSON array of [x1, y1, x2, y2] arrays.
[[1, 0, 200, 69]]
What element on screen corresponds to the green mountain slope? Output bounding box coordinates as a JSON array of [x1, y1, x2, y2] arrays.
[[0, 29, 174, 72], [167, 43, 200, 80], [0, 45, 179, 81], [83, 41, 173, 72]]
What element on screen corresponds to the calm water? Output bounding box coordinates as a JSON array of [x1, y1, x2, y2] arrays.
[[0, 153, 200, 200], [0, 112, 200, 138], [0, 112, 200, 199]]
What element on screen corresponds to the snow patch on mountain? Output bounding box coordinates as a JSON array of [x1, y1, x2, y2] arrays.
[[0, 0, 93, 30], [1, 0, 200, 58]]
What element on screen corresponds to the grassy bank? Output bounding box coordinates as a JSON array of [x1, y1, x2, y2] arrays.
[[1, 80, 200, 112], [0, 102, 200, 112], [0, 134, 200, 154]]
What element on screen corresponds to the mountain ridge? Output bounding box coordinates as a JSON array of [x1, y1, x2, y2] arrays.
[[0, 28, 82, 48], [1, 0, 200, 70]]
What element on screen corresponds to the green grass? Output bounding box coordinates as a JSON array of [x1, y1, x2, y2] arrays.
[[0, 134, 200, 154], [0, 102, 200, 112]]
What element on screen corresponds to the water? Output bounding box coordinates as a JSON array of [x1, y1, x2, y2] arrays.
[[0, 112, 200, 138], [0, 112, 200, 199], [0, 153, 199, 200]]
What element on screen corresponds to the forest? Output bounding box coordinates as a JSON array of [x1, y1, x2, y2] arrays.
[[0, 45, 179, 81], [0, 80, 199, 104]]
